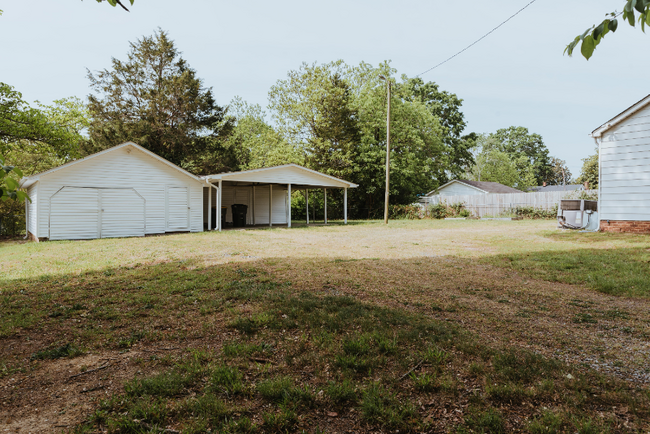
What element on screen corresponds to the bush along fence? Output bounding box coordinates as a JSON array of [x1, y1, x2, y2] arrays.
[[419, 190, 598, 219], [390, 203, 470, 220], [0, 213, 25, 236]]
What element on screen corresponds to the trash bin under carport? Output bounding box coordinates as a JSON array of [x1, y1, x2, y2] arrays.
[[231, 204, 248, 228]]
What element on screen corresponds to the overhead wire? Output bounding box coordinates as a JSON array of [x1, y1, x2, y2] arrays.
[[416, 0, 539, 77]]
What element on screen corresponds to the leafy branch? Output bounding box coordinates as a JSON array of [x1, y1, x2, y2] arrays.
[[94, 0, 134, 12], [566, 0, 650, 59], [0, 156, 29, 202]]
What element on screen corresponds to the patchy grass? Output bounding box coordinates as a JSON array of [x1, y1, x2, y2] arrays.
[[0, 220, 649, 432]]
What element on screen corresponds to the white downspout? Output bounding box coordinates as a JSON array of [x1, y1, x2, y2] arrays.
[[595, 136, 602, 232]]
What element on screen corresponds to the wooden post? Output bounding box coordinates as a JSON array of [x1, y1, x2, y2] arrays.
[[344, 187, 348, 224], [252, 186, 256, 226], [324, 188, 328, 224], [269, 184, 273, 227], [287, 184, 292, 228], [208, 183, 212, 231], [306, 189, 309, 224], [217, 180, 223, 232]]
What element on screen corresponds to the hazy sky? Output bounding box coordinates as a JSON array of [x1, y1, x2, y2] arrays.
[[1, 0, 647, 177]]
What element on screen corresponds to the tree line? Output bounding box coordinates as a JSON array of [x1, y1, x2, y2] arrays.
[[1, 29, 593, 228]]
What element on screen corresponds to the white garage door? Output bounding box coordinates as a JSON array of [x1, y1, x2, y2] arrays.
[[100, 189, 146, 238], [50, 187, 100, 240], [49, 187, 145, 240]]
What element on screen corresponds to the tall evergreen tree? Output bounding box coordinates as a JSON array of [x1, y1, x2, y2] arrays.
[[86, 29, 232, 175]]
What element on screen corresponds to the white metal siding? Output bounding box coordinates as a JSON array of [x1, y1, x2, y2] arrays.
[[101, 189, 145, 238], [600, 104, 650, 221], [253, 187, 287, 224], [50, 187, 100, 240], [436, 182, 483, 196], [36, 146, 203, 238], [167, 187, 189, 231], [26, 183, 38, 237]]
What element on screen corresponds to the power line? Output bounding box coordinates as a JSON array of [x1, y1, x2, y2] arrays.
[[416, 0, 539, 77]]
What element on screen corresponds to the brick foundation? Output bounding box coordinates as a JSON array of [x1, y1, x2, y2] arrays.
[[600, 220, 650, 234]]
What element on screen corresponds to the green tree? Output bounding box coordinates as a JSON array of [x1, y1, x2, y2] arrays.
[[1, 83, 87, 201], [469, 146, 536, 191], [269, 61, 361, 181], [269, 60, 447, 218], [86, 29, 232, 175], [566, 1, 650, 59], [576, 150, 599, 189], [224, 97, 303, 170], [399, 77, 477, 182], [486, 126, 551, 186], [547, 157, 572, 186]]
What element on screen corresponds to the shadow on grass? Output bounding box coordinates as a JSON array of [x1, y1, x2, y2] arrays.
[[488, 244, 650, 297], [1, 255, 649, 433]]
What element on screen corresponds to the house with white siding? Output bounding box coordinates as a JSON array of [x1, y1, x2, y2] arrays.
[[591, 94, 650, 233], [20, 142, 358, 241], [425, 179, 522, 198]]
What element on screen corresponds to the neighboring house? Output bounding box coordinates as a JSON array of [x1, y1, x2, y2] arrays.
[[591, 94, 650, 233], [528, 184, 584, 193], [425, 179, 522, 197], [20, 142, 358, 241]]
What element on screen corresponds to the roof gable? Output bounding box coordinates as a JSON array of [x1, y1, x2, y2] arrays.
[[427, 179, 521, 196], [20, 142, 203, 188], [205, 164, 358, 188], [591, 94, 650, 138]]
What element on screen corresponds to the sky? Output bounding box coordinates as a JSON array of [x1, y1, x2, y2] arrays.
[[0, 0, 647, 178]]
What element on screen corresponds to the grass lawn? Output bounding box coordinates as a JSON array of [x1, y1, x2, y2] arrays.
[[1, 219, 649, 433]]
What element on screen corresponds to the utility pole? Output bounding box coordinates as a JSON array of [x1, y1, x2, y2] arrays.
[[379, 75, 391, 224]]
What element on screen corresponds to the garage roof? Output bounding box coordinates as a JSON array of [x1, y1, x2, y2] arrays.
[[204, 164, 358, 189], [19, 142, 203, 189]]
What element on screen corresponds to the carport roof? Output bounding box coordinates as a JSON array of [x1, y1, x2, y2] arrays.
[[203, 164, 358, 189]]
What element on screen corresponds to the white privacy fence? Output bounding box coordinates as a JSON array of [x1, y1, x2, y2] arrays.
[[420, 190, 598, 218]]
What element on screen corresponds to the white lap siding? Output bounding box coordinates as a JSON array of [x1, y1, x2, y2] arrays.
[[26, 183, 38, 237], [600, 104, 650, 221], [36, 145, 203, 238], [252, 186, 287, 225]]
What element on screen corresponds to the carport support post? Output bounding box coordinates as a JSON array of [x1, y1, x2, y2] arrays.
[[208, 183, 212, 231], [344, 188, 348, 224], [217, 180, 223, 232], [324, 188, 328, 224], [305, 189, 309, 224], [252, 186, 256, 226], [287, 184, 292, 228], [269, 184, 273, 227]]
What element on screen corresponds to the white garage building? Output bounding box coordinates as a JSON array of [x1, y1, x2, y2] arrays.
[[21, 142, 357, 241], [21, 142, 205, 241]]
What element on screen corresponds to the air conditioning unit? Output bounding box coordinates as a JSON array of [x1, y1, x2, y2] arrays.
[[557, 200, 598, 230]]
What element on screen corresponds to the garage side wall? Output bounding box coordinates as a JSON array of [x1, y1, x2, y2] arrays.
[[37, 146, 203, 238], [600, 104, 650, 222], [26, 183, 38, 238]]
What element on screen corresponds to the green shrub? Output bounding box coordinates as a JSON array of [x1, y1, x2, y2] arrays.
[[514, 206, 557, 220]]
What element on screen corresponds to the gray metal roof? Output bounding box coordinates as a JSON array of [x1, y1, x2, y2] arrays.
[[454, 180, 522, 194], [528, 184, 583, 192]]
